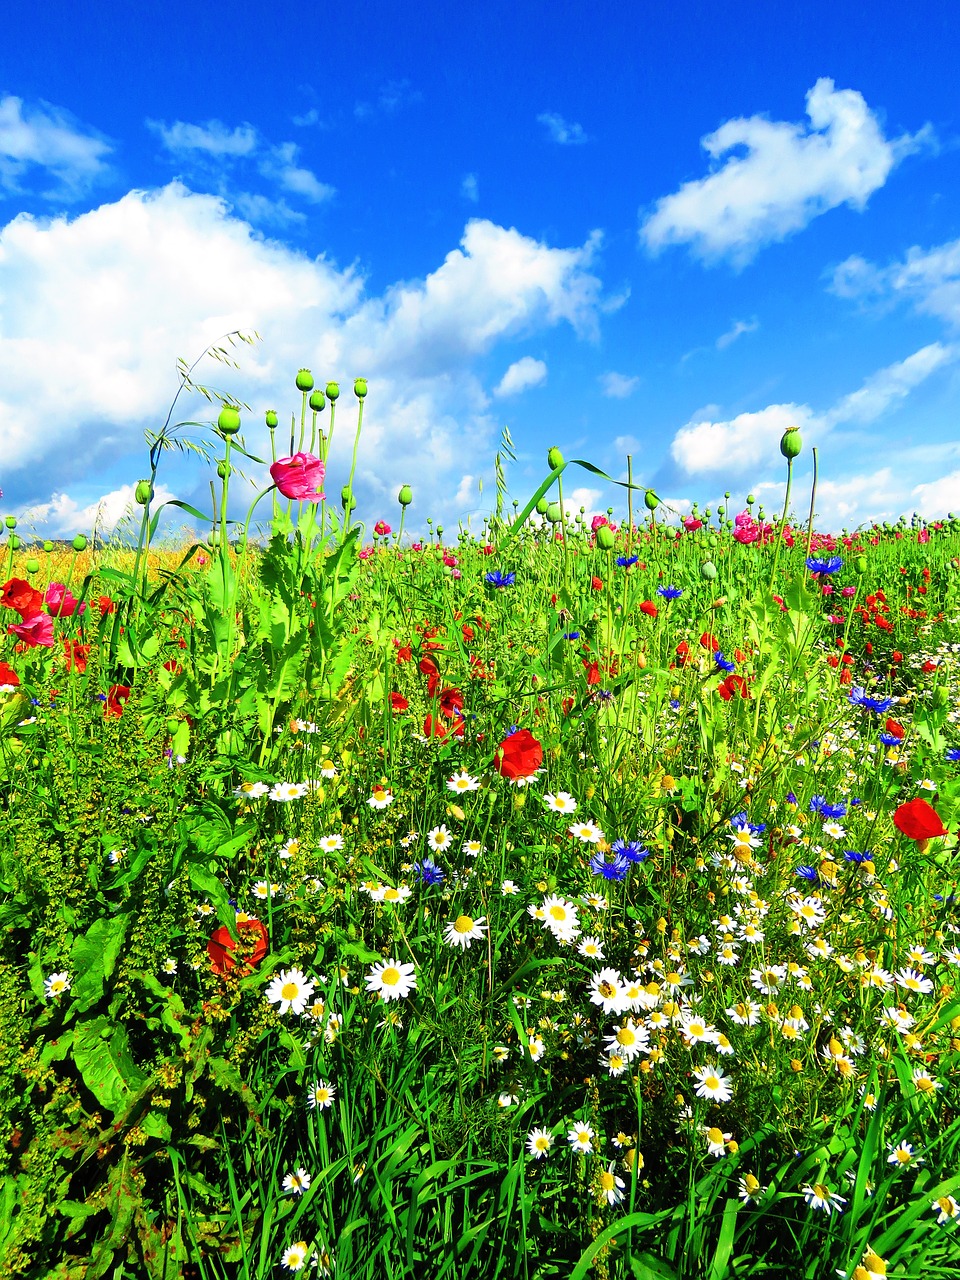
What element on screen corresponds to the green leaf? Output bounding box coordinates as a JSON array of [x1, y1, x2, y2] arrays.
[[73, 1016, 148, 1115], [71, 913, 129, 1011]]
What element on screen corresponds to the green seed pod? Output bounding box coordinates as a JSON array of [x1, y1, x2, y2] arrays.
[[780, 426, 802, 459], [701, 560, 718, 580], [208, 531, 220, 549], [295, 369, 315, 392], [309, 390, 326, 413], [72, 534, 87, 552], [217, 460, 231, 480], [7, 535, 19, 550], [546, 502, 562, 523], [398, 485, 413, 507], [265, 409, 279, 429], [595, 525, 616, 550], [217, 405, 241, 435], [341, 485, 356, 511], [547, 446, 564, 470], [933, 686, 949, 709], [644, 489, 659, 511], [535, 497, 549, 516], [135, 480, 154, 505], [43, 541, 54, 553], [747, 494, 756, 506], [855, 555, 868, 574], [326, 381, 340, 402], [354, 378, 367, 399], [4, 515, 16, 530], [25, 557, 40, 574]]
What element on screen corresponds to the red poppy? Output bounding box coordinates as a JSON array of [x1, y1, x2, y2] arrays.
[[423, 713, 462, 739], [1, 577, 43, 619], [438, 686, 464, 719], [395, 645, 412, 663], [419, 655, 440, 678], [208, 918, 269, 975], [0, 660, 18, 687], [63, 639, 91, 674], [893, 797, 947, 842], [885, 718, 905, 740], [104, 684, 131, 719], [461, 625, 474, 643], [390, 691, 409, 713], [699, 632, 719, 650], [583, 661, 601, 686], [163, 659, 182, 675], [561, 696, 575, 715], [494, 728, 543, 780], [591, 577, 603, 591], [718, 674, 750, 701], [639, 601, 658, 618], [97, 595, 116, 615]]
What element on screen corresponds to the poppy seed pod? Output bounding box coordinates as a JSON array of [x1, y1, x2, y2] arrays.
[[326, 381, 340, 402], [536, 497, 548, 516], [701, 560, 718, 580], [309, 390, 326, 413], [644, 490, 659, 511], [398, 485, 413, 506], [135, 480, 154, 505], [265, 409, 279, 429], [4, 516, 16, 530], [7, 535, 19, 550], [354, 378, 367, 399], [25, 557, 40, 574], [72, 535, 87, 552], [780, 427, 802, 459], [547, 446, 564, 470], [43, 541, 54, 553], [595, 525, 615, 550], [546, 503, 562, 523], [217, 405, 241, 435], [295, 369, 314, 392]]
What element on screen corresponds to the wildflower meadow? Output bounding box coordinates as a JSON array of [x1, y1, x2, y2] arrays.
[[3, 341, 960, 1280]]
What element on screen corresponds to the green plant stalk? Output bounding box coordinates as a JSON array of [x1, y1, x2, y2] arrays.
[[768, 453, 793, 594], [806, 446, 819, 561], [297, 388, 309, 454], [342, 397, 366, 546]]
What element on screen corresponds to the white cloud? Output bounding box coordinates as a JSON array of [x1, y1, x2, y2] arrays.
[[20, 483, 178, 537], [537, 112, 588, 146], [599, 371, 640, 399], [461, 173, 479, 203], [494, 356, 547, 398], [832, 238, 960, 331], [147, 118, 258, 157], [716, 318, 759, 349], [231, 191, 307, 226], [642, 79, 925, 265], [911, 471, 960, 519], [671, 342, 959, 476], [261, 142, 334, 204], [0, 94, 113, 200], [0, 184, 608, 534]]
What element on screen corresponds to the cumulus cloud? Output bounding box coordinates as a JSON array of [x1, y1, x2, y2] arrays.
[[642, 79, 927, 265], [494, 357, 547, 398], [599, 371, 640, 399], [0, 184, 608, 534], [537, 112, 588, 145], [20, 483, 178, 538], [671, 341, 959, 477], [831, 237, 960, 331], [0, 94, 114, 201], [912, 470, 960, 519]]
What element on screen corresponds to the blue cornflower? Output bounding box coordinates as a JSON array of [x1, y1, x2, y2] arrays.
[[616, 555, 639, 568], [730, 811, 765, 835], [563, 631, 581, 640], [611, 838, 650, 864], [413, 858, 445, 887], [657, 585, 683, 600], [947, 748, 960, 762], [485, 570, 516, 588], [30, 697, 40, 706], [597, 689, 614, 702], [843, 850, 870, 864], [714, 651, 735, 673], [805, 556, 843, 575], [879, 733, 901, 747], [786, 792, 798, 805], [848, 686, 894, 714], [589, 851, 631, 881], [795, 866, 819, 882], [809, 795, 827, 814], [670, 698, 681, 711], [819, 801, 847, 820]]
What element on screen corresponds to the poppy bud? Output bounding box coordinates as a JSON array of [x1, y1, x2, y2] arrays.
[[7, 535, 19, 550], [72, 535, 87, 552], [644, 490, 659, 511], [354, 378, 367, 399], [309, 390, 326, 412], [398, 485, 413, 507], [4, 516, 16, 530], [855, 556, 867, 574], [701, 561, 718, 580], [747, 494, 755, 506], [536, 497, 548, 516], [780, 426, 802, 459], [341, 486, 356, 511], [135, 480, 154, 505], [217, 460, 231, 479], [265, 409, 279, 429], [326, 381, 340, 402], [295, 369, 314, 392], [217, 405, 241, 435], [595, 525, 615, 550], [546, 503, 562, 523], [547, 446, 564, 470]]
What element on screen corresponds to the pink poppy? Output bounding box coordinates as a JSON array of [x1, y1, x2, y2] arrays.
[[45, 583, 85, 617], [269, 452, 325, 502], [8, 613, 54, 647]]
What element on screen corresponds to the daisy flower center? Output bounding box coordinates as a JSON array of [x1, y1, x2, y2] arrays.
[[600, 1171, 616, 1190], [454, 915, 475, 934], [381, 967, 400, 986], [549, 906, 567, 920], [598, 981, 616, 998], [616, 1027, 636, 1046], [281, 982, 299, 1001], [707, 1127, 724, 1144]]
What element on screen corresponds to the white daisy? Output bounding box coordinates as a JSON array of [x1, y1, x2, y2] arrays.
[[588, 968, 628, 1015], [544, 791, 577, 814], [376, 884, 412, 905], [527, 1127, 553, 1158], [282, 1167, 312, 1195], [447, 771, 480, 793], [427, 825, 453, 852], [43, 972, 72, 1000], [443, 914, 488, 949], [568, 819, 604, 844], [265, 968, 316, 1016], [567, 1123, 595, 1154], [269, 781, 308, 802], [692, 1065, 732, 1102], [281, 1242, 309, 1272], [367, 785, 394, 809], [577, 935, 605, 960], [234, 780, 270, 799], [317, 834, 344, 853], [501, 879, 520, 895], [598, 1162, 626, 1205], [463, 839, 487, 858], [306, 1080, 336, 1110], [366, 958, 417, 1001]]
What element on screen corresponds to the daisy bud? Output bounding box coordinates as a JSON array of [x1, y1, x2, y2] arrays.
[[295, 369, 315, 392], [547, 446, 564, 470], [217, 405, 241, 435]]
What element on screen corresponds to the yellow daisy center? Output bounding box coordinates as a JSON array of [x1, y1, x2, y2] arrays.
[[383, 888, 399, 901], [281, 981, 299, 1001], [600, 1171, 616, 1190], [616, 1027, 636, 1046], [707, 1127, 724, 1144], [454, 915, 475, 934], [381, 967, 400, 986]]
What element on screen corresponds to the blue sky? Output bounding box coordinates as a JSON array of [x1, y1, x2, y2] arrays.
[[2, 0, 960, 537]]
